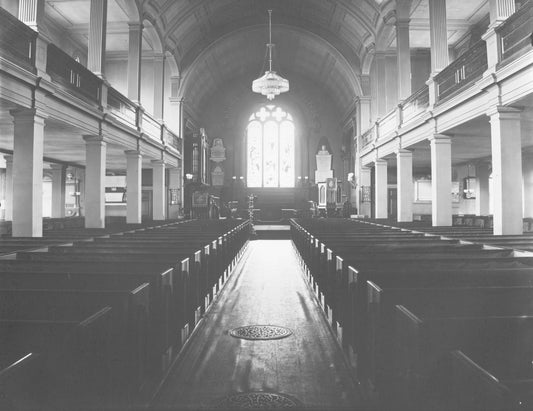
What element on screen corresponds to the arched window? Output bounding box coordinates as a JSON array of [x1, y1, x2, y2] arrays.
[[247, 105, 295, 187]]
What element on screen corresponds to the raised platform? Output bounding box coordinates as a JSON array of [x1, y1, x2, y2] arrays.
[[253, 224, 291, 240]]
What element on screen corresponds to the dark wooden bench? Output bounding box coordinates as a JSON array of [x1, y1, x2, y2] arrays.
[[450, 349, 532, 411], [367, 284, 533, 393], [0, 285, 150, 397], [393, 306, 533, 411], [0, 307, 113, 408]]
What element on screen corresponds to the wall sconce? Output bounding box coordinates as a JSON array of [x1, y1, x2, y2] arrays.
[[297, 176, 302, 180], [239, 176, 244, 180], [185, 173, 193, 180]]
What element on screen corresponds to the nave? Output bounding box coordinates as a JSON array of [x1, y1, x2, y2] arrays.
[[152, 240, 361, 410]]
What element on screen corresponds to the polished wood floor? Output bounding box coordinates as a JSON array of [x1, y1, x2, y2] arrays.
[[152, 240, 362, 410]]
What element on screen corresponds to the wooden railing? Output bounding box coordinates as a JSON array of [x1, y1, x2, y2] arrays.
[[0, 7, 36, 72], [496, 0, 533, 65], [141, 111, 162, 141], [107, 87, 137, 126], [361, 126, 376, 149], [434, 40, 488, 103], [46, 44, 102, 104], [163, 127, 181, 152], [377, 109, 397, 139], [401, 85, 429, 123]]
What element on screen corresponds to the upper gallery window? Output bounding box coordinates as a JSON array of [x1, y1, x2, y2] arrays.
[[247, 105, 295, 188]]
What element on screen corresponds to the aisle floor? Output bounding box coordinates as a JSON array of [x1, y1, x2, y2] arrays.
[[152, 240, 362, 410]]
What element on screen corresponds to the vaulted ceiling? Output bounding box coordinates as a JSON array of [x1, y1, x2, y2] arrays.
[[39, 0, 489, 114]]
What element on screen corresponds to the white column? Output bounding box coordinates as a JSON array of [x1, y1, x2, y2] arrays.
[[153, 54, 165, 120], [397, 149, 413, 222], [88, 0, 107, 78], [4, 155, 13, 221], [489, 107, 523, 234], [50, 164, 66, 218], [18, 0, 45, 31], [482, 0, 516, 73], [375, 159, 388, 219], [428, 0, 449, 75], [168, 167, 181, 219], [374, 53, 387, 118], [396, 18, 412, 100], [524, 155, 533, 219], [125, 150, 142, 224], [430, 134, 452, 226], [475, 163, 491, 216], [359, 166, 371, 217], [127, 22, 143, 103], [11, 109, 46, 237], [83, 135, 106, 228], [152, 160, 166, 220]]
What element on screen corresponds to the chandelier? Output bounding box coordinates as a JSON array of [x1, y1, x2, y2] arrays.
[[252, 10, 289, 100]]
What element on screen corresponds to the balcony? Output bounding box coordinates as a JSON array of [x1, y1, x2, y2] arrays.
[[0, 7, 36, 73], [496, 0, 533, 66], [434, 40, 487, 103], [0, 7, 181, 159]]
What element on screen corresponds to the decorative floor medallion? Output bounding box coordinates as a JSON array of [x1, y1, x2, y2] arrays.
[[229, 325, 293, 340], [215, 391, 302, 409]]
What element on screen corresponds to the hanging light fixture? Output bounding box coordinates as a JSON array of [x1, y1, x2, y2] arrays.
[[252, 10, 289, 100]]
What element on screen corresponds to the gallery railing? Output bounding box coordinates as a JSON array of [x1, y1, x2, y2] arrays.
[[47, 44, 102, 104], [496, 0, 533, 65], [0, 7, 36, 73]]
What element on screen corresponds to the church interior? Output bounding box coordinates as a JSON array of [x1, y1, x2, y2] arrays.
[[0, 0, 533, 409]]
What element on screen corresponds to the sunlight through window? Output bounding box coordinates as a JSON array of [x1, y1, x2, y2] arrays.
[[247, 105, 295, 188]]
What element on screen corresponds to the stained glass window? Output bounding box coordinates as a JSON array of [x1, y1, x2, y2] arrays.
[[246, 106, 295, 188]]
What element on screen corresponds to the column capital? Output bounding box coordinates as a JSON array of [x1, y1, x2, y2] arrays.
[[154, 53, 165, 63], [151, 159, 165, 166], [487, 105, 522, 119], [375, 158, 388, 165], [125, 150, 141, 157], [396, 18, 411, 28], [396, 148, 413, 156], [50, 163, 67, 170], [83, 134, 106, 144], [127, 21, 143, 30], [429, 133, 451, 144], [10, 108, 47, 123], [3, 155, 13, 163]]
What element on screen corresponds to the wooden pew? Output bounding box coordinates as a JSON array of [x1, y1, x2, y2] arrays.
[[393, 306, 533, 411], [367, 284, 533, 394], [0, 307, 113, 409], [0, 285, 150, 398], [450, 349, 532, 411]]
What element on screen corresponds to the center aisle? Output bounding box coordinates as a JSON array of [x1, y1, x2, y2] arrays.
[[152, 240, 363, 410]]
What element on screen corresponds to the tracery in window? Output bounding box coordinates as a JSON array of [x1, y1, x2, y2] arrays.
[[246, 105, 295, 188]]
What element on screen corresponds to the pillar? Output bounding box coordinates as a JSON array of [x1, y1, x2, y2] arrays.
[[475, 163, 491, 216], [396, 18, 412, 100], [153, 54, 165, 120], [4, 155, 13, 221], [152, 160, 165, 220], [430, 134, 452, 226], [374, 53, 387, 118], [127, 22, 143, 103], [83, 135, 106, 228], [51, 164, 66, 218], [11, 109, 46, 237], [385, 55, 398, 113], [88, 0, 107, 77], [428, 0, 449, 75], [358, 96, 372, 134], [125, 150, 142, 224], [375, 159, 388, 219], [359, 167, 371, 217], [482, 0, 516, 73], [397, 149, 413, 222], [168, 167, 181, 219], [489, 107, 523, 234], [524, 155, 533, 219]]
